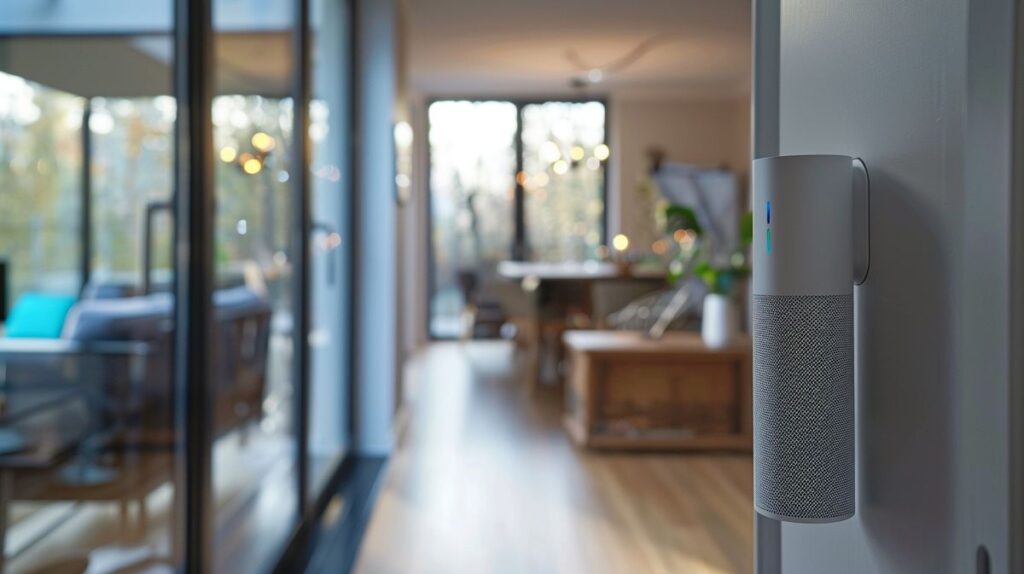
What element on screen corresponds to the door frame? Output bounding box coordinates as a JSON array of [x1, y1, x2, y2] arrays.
[[751, 1, 781, 572], [1010, 0, 1024, 568]]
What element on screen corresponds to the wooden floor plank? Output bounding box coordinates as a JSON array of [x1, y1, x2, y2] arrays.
[[354, 342, 753, 574]]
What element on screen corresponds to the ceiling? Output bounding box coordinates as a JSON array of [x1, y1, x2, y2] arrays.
[[0, 33, 293, 99], [403, 0, 752, 99]]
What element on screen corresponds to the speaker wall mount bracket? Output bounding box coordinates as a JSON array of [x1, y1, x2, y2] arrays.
[[852, 158, 871, 285]]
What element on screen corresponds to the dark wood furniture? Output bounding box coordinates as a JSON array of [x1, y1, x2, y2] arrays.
[[562, 330, 752, 451], [496, 261, 667, 386]]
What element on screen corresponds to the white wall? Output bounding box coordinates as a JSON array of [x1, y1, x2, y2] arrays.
[[402, 94, 430, 353], [609, 96, 750, 249], [767, 0, 1011, 572]]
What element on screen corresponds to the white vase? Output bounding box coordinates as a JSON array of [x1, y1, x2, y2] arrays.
[[702, 293, 738, 348]]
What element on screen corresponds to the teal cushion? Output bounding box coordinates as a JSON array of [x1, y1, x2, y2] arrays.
[[5, 293, 77, 339]]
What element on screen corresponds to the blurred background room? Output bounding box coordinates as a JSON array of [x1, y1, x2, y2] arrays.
[[376, 2, 756, 574], [0, 0, 755, 573]]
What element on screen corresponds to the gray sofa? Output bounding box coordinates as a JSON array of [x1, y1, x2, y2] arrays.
[[0, 285, 273, 452]]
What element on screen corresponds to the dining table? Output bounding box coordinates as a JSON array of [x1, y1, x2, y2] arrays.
[[496, 259, 668, 386], [495, 260, 666, 283]]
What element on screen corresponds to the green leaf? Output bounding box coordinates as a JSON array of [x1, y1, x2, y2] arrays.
[[664, 205, 703, 236], [740, 211, 753, 246]]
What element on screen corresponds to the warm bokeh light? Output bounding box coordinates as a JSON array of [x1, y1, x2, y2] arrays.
[[676, 229, 697, 249], [539, 140, 561, 163], [651, 239, 668, 255], [612, 233, 629, 252], [251, 131, 275, 152], [243, 157, 263, 174], [515, 171, 528, 186], [393, 120, 414, 148], [88, 110, 114, 135], [552, 160, 569, 175], [220, 146, 238, 163], [570, 145, 585, 161], [594, 143, 610, 161], [521, 275, 541, 293]]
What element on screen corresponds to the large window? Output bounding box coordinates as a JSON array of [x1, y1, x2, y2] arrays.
[[427, 99, 607, 338], [521, 101, 606, 262]]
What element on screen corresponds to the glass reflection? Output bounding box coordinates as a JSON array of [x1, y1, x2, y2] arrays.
[[0, 16, 183, 574], [212, 1, 299, 572]]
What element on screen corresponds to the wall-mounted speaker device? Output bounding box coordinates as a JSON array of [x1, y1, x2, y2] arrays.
[[753, 154, 870, 523]]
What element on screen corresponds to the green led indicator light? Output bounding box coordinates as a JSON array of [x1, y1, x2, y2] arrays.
[[766, 228, 772, 254]]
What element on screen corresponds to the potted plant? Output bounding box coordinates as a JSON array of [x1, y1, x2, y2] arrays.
[[664, 206, 752, 348]]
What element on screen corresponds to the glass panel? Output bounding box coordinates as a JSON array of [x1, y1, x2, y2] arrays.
[[521, 101, 606, 262], [211, 1, 299, 571], [0, 8, 183, 573], [91, 97, 176, 289], [428, 101, 517, 338], [0, 72, 83, 299], [307, 0, 351, 497]]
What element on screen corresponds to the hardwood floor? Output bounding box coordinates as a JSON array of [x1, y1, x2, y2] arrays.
[[353, 341, 753, 574]]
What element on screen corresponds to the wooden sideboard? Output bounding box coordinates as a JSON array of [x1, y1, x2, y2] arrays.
[[562, 330, 752, 451]]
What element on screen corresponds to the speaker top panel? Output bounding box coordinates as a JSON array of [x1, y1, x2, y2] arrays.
[[753, 155, 853, 297]]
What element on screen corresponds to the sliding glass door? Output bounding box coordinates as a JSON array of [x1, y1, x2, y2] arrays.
[[307, 0, 352, 497], [0, 0, 354, 571], [210, 1, 302, 571]]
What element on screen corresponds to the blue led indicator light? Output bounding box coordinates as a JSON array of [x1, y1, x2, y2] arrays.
[[766, 201, 771, 224]]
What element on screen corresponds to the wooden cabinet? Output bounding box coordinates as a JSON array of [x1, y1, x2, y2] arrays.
[[563, 330, 752, 451]]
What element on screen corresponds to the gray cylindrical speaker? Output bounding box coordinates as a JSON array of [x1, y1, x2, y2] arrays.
[[752, 154, 858, 523]]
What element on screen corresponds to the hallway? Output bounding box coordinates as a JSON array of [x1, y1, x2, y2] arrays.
[[354, 342, 753, 574]]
